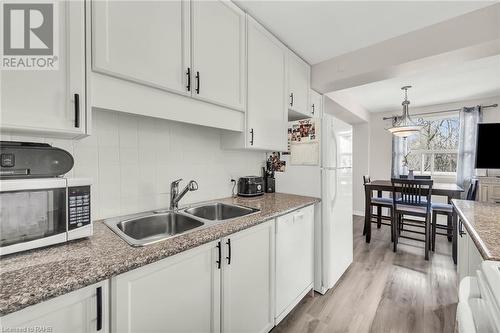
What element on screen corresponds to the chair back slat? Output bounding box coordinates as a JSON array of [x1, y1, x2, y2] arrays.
[[391, 178, 433, 209], [399, 175, 432, 180]]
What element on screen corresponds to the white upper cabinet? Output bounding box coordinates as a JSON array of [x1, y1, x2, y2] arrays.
[[1, 1, 87, 137], [92, 0, 190, 95], [191, 0, 246, 111], [222, 221, 275, 333], [309, 90, 322, 118], [288, 52, 311, 117], [245, 16, 287, 151], [221, 15, 287, 151]]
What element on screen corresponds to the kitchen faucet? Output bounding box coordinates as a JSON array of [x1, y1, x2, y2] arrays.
[[170, 179, 198, 210]]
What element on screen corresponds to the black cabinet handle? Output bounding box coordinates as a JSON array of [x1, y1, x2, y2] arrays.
[[226, 238, 231, 265], [250, 128, 254, 146], [290, 93, 294, 107], [186, 67, 191, 92], [74, 93, 80, 128], [195, 71, 200, 94], [312, 104, 315, 114], [216, 241, 221, 269], [96, 286, 102, 331], [459, 221, 466, 237]]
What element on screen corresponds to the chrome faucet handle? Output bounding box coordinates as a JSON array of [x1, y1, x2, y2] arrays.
[[188, 180, 198, 191]]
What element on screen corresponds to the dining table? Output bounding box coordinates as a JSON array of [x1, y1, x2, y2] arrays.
[[364, 180, 464, 264]]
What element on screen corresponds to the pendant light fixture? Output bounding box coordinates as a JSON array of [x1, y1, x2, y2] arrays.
[[387, 86, 422, 138]]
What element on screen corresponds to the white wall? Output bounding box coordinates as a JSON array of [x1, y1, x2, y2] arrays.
[[352, 122, 370, 215], [2, 110, 265, 220], [352, 95, 500, 214]]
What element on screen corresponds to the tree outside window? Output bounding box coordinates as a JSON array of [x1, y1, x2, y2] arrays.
[[405, 115, 460, 176]]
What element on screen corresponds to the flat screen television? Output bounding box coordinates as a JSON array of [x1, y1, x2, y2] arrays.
[[475, 123, 500, 169]]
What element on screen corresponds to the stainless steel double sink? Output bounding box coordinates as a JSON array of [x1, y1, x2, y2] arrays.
[[104, 202, 260, 246]]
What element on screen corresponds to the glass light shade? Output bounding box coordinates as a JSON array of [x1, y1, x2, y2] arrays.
[[387, 90, 422, 138], [387, 125, 422, 138]]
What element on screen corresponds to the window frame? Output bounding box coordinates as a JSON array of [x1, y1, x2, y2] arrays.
[[406, 112, 460, 180]]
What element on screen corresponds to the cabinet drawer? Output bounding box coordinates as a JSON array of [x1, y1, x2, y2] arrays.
[[489, 185, 500, 199]]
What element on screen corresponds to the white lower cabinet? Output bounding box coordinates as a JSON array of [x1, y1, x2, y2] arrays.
[[221, 221, 275, 333], [111, 241, 221, 333], [275, 205, 314, 324], [2, 206, 316, 333], [457, 220, 484, 283], [1, 281, 109, 333], [111, 220, 275, 333]]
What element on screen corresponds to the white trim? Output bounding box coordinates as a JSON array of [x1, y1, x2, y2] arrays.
[[274, 284, 313, 325], [353, 210, 365, 217]]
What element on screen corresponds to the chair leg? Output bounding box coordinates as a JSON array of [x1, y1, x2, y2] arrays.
[[425, 213, 430, 261], [393, 212, 398, 253], [390, 207, 394, 242], [432, 210, 437, 252], [377, 206, 382, 229], [447, 214, 452, 242]]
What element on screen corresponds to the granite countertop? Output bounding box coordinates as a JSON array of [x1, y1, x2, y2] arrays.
[[452, 199, 500, 261], [0, 193, 319, 316]]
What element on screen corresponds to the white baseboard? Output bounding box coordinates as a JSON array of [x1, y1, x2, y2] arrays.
[[353, 210, 364, 217]]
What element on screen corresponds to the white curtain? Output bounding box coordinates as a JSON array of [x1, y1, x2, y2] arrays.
[[391, 135, 408, 178], [456, 106, 482, 194]]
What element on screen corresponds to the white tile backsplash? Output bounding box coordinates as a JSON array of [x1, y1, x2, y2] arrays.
[[2, 110, 265, 219]]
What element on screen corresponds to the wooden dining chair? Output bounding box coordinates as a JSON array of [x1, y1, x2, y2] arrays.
[[363, 176, 393, 241], [431, 179, 478, 251], [391, 178, 433, 260]]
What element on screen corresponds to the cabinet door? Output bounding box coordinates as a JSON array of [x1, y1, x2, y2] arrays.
[[468, 236, 483, 276], [1, 1, 86, 136], [1, 281, 109, 333], [288, 52, 310, 116], [309, 90, 322, 118], [191, 0, 245, 111], [246, 16, 287, 151], [457, 222, 469, 283], [111, 241, 220, 333], [479, 185, 488, 202], [222, 221, 275, 333], [92, 0, 190, 95], [488, 185, 500, 204], [275, 205, 314, 321]]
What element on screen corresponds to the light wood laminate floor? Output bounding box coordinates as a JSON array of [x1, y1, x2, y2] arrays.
[[273, 215, 458, 333]]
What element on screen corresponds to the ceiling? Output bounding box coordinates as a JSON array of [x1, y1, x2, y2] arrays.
[[327, 54, 500, 113], [235, 1, 495, 64]]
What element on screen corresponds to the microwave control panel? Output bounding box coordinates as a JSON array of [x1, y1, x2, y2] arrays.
[[68, 186, 91, 230]]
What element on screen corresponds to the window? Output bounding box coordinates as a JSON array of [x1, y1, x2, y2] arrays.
[[404, 114, 460, 176]]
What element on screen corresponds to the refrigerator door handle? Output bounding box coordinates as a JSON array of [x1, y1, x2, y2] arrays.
[[332, 127, 338, 169]]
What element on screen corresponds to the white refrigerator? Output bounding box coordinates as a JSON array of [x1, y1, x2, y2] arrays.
[[276, 113, 353, 294]]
